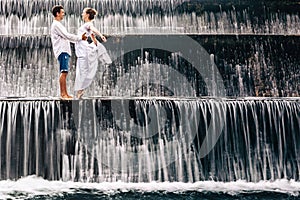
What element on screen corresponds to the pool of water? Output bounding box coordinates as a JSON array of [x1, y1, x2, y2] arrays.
[[1, 176, 300, 200], [25, 191, 300, 200]]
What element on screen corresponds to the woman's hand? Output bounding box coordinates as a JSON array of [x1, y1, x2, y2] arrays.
[[100, 35, 107, 42]]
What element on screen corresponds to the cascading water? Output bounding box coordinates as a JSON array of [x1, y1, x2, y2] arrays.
[[1, 98, 299, 182], [1, 0, 300, 35], [0, 0, 299, 199], [0, 0, 299, 97]]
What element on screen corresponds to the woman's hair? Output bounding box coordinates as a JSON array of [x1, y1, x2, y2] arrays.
[[84, 8, 98, 20], [52, 5, 64, 17]]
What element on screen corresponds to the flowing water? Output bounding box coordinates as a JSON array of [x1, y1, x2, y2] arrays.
[[0, 97, 299, 199], [0, 0, 299, 199]]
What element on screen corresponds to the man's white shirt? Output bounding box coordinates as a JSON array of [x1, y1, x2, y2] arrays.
[[50, 20, 81, 58]]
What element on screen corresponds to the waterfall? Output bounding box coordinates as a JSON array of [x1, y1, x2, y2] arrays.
[[0, 0, 299, 35], [0, 34, 299, 97], [0, 0, 299, 185], [0, 0, 299, 97], [0, 100, 61, 180], [0, 98, 299, 182]]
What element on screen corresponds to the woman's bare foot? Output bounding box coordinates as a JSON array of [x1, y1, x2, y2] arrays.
[[76, 90, 84, 99]]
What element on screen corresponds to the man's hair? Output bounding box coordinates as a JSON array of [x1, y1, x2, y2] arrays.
[[52, 5, 64, 17]]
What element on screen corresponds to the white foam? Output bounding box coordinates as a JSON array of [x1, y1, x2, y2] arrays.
[[0, 176, 300, 199]]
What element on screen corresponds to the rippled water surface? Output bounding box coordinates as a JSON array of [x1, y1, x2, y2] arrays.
[[1, 176, 300, 200]]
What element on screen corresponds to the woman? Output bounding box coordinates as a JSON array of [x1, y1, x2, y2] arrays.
[[74, 7, 112, 98]]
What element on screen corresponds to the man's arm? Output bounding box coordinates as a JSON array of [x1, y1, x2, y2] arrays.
[[54, 22, 81, 43]]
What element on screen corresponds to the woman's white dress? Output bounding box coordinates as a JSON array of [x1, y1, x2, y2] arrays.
[[74, 21, 112, 92]]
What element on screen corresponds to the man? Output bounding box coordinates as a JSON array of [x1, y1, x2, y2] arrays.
[[51, 5, 87, 99]]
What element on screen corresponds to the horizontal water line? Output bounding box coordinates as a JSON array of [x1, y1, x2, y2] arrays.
[[0, 96, 299, 101], [0, 33, 300, 37]]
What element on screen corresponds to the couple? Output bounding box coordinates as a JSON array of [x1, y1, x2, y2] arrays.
[[51, 5, 112, 100]]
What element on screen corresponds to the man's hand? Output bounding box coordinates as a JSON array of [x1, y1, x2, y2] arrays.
[[91, 33, 98, 46], [82, 32, 87, 40]]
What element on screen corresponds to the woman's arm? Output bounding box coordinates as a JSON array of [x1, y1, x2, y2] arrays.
[[90, 25, 107, 43]]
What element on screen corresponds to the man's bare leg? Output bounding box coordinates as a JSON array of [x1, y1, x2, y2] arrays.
[[60, 72, 72, 99]]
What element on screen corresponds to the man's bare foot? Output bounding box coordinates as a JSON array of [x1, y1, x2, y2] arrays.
[[60, 94, 73, 100]]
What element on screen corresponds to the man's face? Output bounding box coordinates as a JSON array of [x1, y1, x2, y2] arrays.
[[57, 9, 65, 20]]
